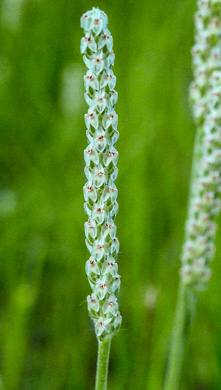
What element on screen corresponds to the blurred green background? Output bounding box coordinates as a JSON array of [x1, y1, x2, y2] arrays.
[[1, 0, 221, 389]]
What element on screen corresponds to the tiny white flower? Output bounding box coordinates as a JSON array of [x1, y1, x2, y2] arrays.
[[87, 293, 100, 312], [103, 146, 119, 166], [195, 65, 207, 87], [92, 202, 106, 224], [83, 182, 97, 203], [93, 90, 107, 113], [92, 164, 107, 187], [84, 145, 99, 165], [95, 277, 108, 299], [211, 198, 221, 215], [86, 257, 100, 276], [103, 108, 118, 130], [93, 129, 107, 152], [85, 237, 93, 253], [102, 221, 117, 239], [195, 12, 204, 32], [80, 33, 97, 54], [109, 89, 118, 107], [113, 311, 122, 328], [208, 17, 221, 36], [98, 30, 113, 51], [80, 10, 93, 31], [211, 70, 221, 87], [103, 182, 118, 203], [84, 51, 105, 74], [90, 8, 104, 35], [84, 108, 99, 129], [109, 201, 119, 218], [95, 317, 112, 336], [103, 294, 118, 316], [111, 129, 120, 145], [84, 92, 93, 107], [84, 202, 92, 218], [110, 275, 121, 293], [197, 0, 210, 18], [84, 70, 99, 91], [105, 51, 115, 68], [110, 166, 119, 181], [111, 237, 120, 254], [84, 218, 97, 239], [189, 82, 201, 103], [101, 258, 118, 276], [92, 239, 106, 261], [100, 69, 116, 90]]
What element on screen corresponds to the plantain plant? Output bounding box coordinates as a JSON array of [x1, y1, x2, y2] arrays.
[[164, 1, 221, 389], [81, 8, 121, 390]]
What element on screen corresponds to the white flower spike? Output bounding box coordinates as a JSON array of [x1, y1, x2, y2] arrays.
[[181, 0, 221, 291], [81, 7, 121, 340]]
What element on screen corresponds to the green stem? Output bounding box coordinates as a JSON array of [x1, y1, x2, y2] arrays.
[[95, 337, 111, 390], [163, 282, 187, 390], [163, 124, 202, 390]]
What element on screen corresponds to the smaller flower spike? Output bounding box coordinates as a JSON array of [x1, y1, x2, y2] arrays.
[[81, 7, 121, 341], [181, 0, 221, 291]]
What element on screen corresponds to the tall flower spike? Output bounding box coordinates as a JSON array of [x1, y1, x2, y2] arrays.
[[181, 0, 221, 291], [81, 7, 121, 341]]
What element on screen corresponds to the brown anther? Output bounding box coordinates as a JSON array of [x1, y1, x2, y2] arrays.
[[96, 172, 104, 177], [109, 188, 115, 192], [204, 193, 213, 200], [98, 321, 103, 326], [95, 58, 101, 63], [88, 295, 96, 303], [89, 259, 95, 265], [90, 113, 94, 118], [110, 114, 114, 118], [99, 283, 105, 288], [98, 135, 104, 140], [89, 75, 93, 80], [86, 185, 93, 192], [109, 302, 114, 306], [94, 18, 100, 24], [98, 97, 103, 101], [186, 245, 193, 252], [97, 208, 102, 213], [97, 245, 104, 250]]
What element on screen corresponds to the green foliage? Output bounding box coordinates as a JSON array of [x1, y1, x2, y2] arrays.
[[0, 0, 221, 389]]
